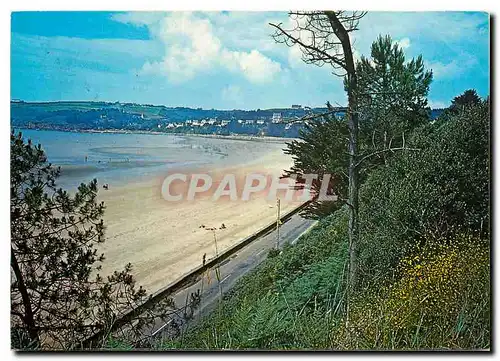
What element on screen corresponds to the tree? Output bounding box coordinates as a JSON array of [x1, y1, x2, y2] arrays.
[[435, 89, 483, 124], [272, 15, 435, 291], [356, 35, 433, 165], [285, 35, 433, 218], [270, 10, 364, 291], [283, 103, 349, 218], [450, 89, 481, 112], [10, 132, 179, 350]]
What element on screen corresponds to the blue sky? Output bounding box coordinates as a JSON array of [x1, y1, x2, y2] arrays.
[[11, 11, 489, 109]]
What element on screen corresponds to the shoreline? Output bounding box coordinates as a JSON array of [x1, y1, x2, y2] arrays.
[[13, 126, 298, 144]]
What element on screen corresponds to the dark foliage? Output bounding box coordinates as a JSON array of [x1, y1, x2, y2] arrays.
[[358, 100, 490, 283], [10, 132, 179, 350], [284, 36, 433, 218], [356, 35, 433, 162]]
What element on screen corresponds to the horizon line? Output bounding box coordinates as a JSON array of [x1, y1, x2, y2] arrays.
[[10, 99, 449, 111]]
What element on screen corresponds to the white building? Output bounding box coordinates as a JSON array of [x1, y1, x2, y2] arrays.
[[272, 113, 283, 123]]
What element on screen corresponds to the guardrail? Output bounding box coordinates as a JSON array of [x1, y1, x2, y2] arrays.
[[81, 200, 310, 349]]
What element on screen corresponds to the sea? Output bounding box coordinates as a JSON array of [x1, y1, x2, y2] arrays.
[[14, 129, 287, 190]]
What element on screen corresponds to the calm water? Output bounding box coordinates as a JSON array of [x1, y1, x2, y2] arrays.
[[15, 129, 286, 189]]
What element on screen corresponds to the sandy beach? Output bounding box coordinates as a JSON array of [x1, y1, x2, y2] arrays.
[[96, 148, 301, 294]]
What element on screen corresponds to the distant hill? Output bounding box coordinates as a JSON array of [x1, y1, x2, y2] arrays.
[[10, 101, 445, 138]]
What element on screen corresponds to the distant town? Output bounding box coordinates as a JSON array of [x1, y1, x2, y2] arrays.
[[11, 100, 444, 138]]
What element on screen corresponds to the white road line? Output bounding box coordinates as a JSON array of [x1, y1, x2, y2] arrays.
[[255, 249, 266, 257], [152, 319, 172, 337], [220, 274, 231, 284], [291, 221, 319, 245]]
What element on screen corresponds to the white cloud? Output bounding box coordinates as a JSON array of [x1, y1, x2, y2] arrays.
[[124, 12, 282, 84], [221, 49, 281, 83], [110, 12, 165, 27], [288, 45, 304, 69], [426, 53, 478, 79], [426, 60, 461, 78], [428, 100, 449, 109], [204, 12, 286, 54], [394, 37, 411, 50]]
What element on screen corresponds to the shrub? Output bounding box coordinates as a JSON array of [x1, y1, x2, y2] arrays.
[[333, 234, 490, 350], [358, 101, 489, 283]]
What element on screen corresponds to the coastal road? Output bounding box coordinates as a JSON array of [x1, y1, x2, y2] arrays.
[[149, 211, 318, 340]]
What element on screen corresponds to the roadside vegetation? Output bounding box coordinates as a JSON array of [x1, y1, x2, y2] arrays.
[[159, 94, 489, 350]]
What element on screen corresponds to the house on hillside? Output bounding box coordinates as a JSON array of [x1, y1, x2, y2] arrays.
[[272, 113, 283, 123]]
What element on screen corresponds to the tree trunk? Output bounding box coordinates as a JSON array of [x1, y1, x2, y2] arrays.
[[325, 11, 360, 293], [347, 88, 359, 292], [11, 247, 39, 346]]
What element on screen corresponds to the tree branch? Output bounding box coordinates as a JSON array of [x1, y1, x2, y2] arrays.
[[354, 147, 421, 169]]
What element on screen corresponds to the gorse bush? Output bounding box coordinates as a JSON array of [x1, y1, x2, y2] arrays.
[[390, 235, 489, 328], [333, 234, 490, 350]]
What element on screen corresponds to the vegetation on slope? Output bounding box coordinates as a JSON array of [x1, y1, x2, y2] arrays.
[[161, 210, 349, 350], [158, 94, 490, 351]]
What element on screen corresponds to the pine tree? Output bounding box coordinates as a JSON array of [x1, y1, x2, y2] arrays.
[[450, 89, 482, 112], [10, 132, 157, 349], [356, 35, 433, 164]]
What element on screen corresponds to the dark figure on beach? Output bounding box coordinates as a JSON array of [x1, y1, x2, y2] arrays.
[[103, 184, 109, 190]]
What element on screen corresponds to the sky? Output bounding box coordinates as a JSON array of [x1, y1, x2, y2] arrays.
[[11, 11, 490, 109]]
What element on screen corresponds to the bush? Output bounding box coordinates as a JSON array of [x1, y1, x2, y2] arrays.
[[333, 234, 490, 350], [358, 101, 489, 283]]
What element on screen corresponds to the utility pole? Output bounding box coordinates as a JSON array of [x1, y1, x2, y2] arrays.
[[212, 230, 223, 303], [276, 198, 281, 248]]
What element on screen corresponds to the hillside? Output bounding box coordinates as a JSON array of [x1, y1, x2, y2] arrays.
[[10, 101, 444, 138]]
